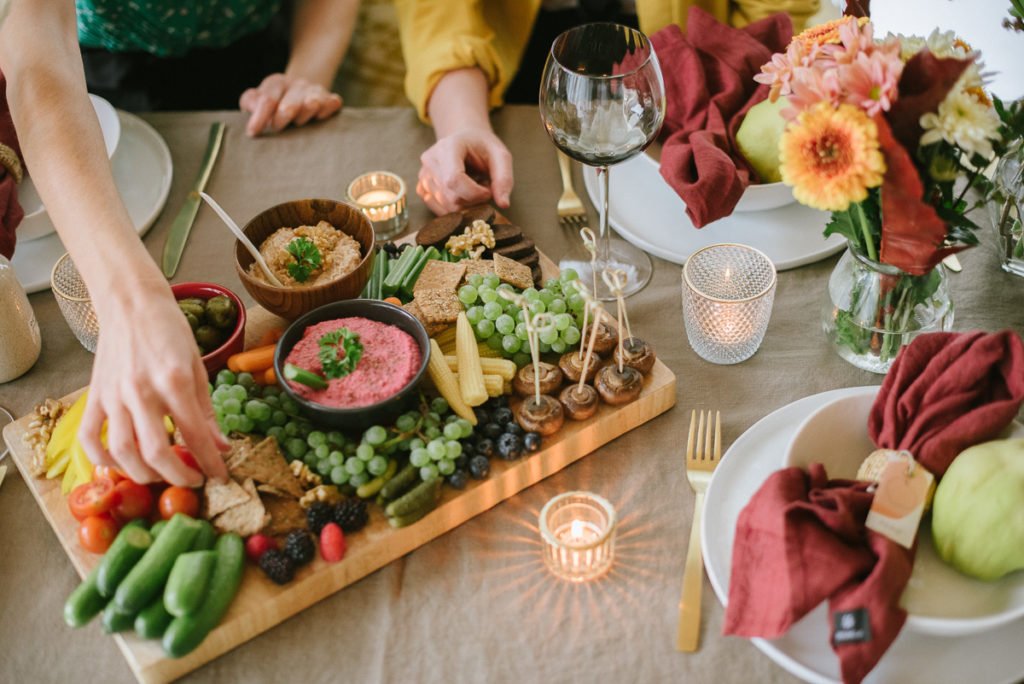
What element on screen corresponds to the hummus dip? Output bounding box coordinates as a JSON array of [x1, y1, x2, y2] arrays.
[[285, 317, 421, 408], [251, 221, 361, 287]]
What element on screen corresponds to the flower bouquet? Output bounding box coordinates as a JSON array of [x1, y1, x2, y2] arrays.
[[755, 15, 1016, 373]]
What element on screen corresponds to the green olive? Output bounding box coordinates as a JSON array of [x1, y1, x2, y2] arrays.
[[178, 298, 206, 321], [194, 325, 224, 350], [205, 295, 237, 329], [183, 311, 200, 331]]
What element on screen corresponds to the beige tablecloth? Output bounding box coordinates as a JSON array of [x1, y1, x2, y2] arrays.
[[1, 106, 1022, 684]]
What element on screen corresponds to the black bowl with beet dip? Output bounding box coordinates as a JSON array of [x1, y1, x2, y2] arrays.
[[274, 300, 430, 430]]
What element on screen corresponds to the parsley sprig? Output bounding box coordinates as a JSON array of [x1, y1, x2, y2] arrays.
[[318, 328, 363, 379], [286, 237, 322, 283]]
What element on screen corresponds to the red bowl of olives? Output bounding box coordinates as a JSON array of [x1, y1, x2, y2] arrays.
[[171, 282, 246, 376]]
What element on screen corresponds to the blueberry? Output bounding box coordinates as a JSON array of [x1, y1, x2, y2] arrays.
[[454, 453, 469, 470], [483, 422, 503, 439], [491, 395, 509, 408], [473, 407, 491, 425], [476, 438, 496, 459], [469, 455, 491, 479], [496, 432, 523, 460], [504, 422, 523, 437], [447, 470, 469, 489], [492, 407, 514, 426], [523, 432, 542, 453]]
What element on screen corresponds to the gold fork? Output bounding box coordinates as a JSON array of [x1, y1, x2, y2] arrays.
[[677, 409, 722, 652], [556, 151, 588, 230]]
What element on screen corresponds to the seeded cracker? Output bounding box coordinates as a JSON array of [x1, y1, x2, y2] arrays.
[[226, 436, 305, 498], [462, 259, 495, 284], [493, 253, 533, 290], [413, 260, 467, 297], [212, 478, 270, 537], [416, 289, 462, 324], [403, 300, 448, 336], [262, 495, 310, 536], [204, 477, 252, 518]]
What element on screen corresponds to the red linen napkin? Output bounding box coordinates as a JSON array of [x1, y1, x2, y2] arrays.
[[725, 331, 1024, 684], [0, 69, 24, 260], [649, 8, 791, 228]]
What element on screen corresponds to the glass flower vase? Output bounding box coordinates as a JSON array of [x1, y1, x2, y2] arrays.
[[989, 140, 1024, 277], [823, 244, 953, 374]]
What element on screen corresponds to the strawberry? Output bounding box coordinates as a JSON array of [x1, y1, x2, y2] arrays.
[[245, 533, 279, 563], [320, 522, 346, 563]]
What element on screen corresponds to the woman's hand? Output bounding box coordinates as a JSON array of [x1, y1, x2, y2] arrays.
[[417, 126, 513, 215], [239, 73, 343, 137], [78, 282, 230, 487]]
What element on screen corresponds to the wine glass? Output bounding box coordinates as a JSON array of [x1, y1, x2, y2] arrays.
[[540, 23, 666, 300]]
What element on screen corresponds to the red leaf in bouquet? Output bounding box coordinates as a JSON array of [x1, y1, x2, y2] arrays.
[[843, 0, 870, 18], [885, 50, 970, 152], [875, 116, 964, 275]]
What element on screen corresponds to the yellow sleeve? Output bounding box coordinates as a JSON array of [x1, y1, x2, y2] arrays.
[[394, 0, 507, 122], [730, 0, 821, 32], [637, 0, 819, 35]]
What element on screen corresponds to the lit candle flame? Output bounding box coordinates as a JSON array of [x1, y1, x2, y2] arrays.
[[570, 519, 585, 541]]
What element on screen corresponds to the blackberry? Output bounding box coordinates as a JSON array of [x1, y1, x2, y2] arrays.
[[523, 432, 542, 453], [492, 407, 514, 426], [305, 501, 333, 535], [476, 438, 496, 459], [496, 433, 523, 460], [259, 549, 295, 585], [447, 470, 469, 490], [283, 530, 316, 566], [333, 498, 369, 533], [468, 455, 490, 479]]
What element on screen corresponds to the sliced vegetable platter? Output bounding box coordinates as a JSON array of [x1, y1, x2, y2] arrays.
[[2, 244, 676, 684]]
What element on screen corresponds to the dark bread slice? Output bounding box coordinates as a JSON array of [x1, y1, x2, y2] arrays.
[[416, 212, 463, 247], [493, 238, 536, 260], [460, 204, 495, 228], [518, 251, 539, 268], [490, 224, 523, 247], [531, 263, 543, 286]]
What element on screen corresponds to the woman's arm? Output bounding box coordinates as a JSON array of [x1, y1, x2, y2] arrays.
[[0, 0, 228, 485], [240, 0, 359, 136]]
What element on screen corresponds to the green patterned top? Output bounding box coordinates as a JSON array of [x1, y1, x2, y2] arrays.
[[76, 0, 282, 57]]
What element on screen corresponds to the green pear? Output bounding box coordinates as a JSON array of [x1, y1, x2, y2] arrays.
[[931, 439, 1024, 581], [735, 96, 789, 183]]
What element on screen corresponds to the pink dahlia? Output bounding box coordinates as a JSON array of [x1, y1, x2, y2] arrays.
[[839, 51, 904, 116]]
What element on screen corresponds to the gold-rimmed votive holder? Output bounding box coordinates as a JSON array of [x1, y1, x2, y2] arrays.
[[539, 491, 617, 582], [347, 171, 408, 241], [681, 243, 777, 365], [51, 252, 99, 353]]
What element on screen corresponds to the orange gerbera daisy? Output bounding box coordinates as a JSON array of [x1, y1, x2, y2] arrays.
[[792, 15, 868, 51], [779, 104, 885, 212]]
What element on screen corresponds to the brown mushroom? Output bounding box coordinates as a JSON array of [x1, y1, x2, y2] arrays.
[[595, 364, 643, 406], [512, 362, 564, 397], [583, 319, 618, 355], [515, 394, 565, 436], [558, 350, 601, 384], [614, 337, 656, 375], [559, 384, 599, 421]]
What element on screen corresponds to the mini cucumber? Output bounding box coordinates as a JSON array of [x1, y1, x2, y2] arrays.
[[135, 596, 174, 639], [385, 477, 441, 518], [64, 567, 105, 628], [190, 520, 216, 551], [381, 246, 419, 295], [96, 525, 153, 597], [162, 534, 245, 658], [356, 459, 397, 498], [400, 246, 440, 296], [150, 520, 168, 538], [379, 463, 418, 502], [164, 550, 216, 618], [114, 513, 202, 614], [102, 601, 137, 633], [388, 502, 436, 528]]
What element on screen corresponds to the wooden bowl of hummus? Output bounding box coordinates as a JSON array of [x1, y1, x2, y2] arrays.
[[235, 198, 375, 320]]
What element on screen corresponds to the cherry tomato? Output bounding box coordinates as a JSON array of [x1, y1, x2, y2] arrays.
[[158, 486, 200, 520], [172, 444, 200, 472], [78, 515, 119, 554], [68, 479, 119, 522], [93, 465, 126, 483], [112, 480, 154, 522]]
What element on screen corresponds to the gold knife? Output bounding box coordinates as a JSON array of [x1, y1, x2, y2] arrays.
[[161, 122, 226, 278]]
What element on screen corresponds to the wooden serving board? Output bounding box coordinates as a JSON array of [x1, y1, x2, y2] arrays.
[[2, 248, 676, 684]]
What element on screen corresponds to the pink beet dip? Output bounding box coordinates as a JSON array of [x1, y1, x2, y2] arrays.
[[284, 317, 421, 408]]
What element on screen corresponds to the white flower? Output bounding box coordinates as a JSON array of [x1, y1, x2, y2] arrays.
[[920, 86, 1001, 159]]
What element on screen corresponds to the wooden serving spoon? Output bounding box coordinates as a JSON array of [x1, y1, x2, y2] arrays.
[[199, 192, 285, 287]]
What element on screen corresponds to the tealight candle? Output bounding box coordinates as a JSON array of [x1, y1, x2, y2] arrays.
[[539, 491, 617, 582], [681, 243, 776, 365], [347, 171, 408, 240]]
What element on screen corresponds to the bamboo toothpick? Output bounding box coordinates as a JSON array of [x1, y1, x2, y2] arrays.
[[602, 268, 629, 374], [499, 289, 555, 404], [576, 284, 601, 395]]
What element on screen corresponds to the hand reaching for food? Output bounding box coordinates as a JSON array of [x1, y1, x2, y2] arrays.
[[416, 127, 513, 215], [239, 73, 343, 137], [78, 282, 230, 487]]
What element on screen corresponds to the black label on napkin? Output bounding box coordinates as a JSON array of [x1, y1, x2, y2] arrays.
[[832, 609, 872, 645]]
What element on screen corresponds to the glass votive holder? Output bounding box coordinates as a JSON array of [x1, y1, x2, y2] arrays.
[[539, 491, 617, 582], [681, 243, 777, 365], [51, 252, 99, 353], [347, 171, 408, 241]]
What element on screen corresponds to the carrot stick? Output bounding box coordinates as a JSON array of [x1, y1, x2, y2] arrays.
[[256, 327, 284, 347], [263, 367, 277, 385], [227, 344, 276, 373], [383, 296, 402, 306]]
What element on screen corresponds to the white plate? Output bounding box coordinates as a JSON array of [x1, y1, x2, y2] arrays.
[[11, 111, 172, 294], [583, 153, 846, 271], [18, 94, 122, 239], [701, 387, 1024, 684]]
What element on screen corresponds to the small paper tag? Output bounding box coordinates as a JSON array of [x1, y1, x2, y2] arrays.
[[865, 451, 933, 549], [833, 608, 872, 645]]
